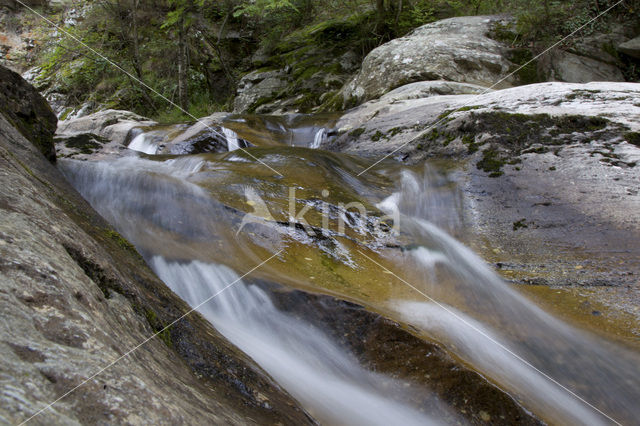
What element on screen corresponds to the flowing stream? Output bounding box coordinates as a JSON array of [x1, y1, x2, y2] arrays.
[[58, 116, 640, 425]]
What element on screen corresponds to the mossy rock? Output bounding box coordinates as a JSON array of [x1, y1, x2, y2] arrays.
[[55, 133, 109, 155], [625, 132, 640, 147], [455, 111, 619, 176]]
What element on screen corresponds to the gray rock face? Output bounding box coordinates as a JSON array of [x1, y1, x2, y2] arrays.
[[619, 35, 640, 59], [339, 16, 516, 107], [0, 79, 310, 424], [0, 65, 57, 161], [331, 81, 640, 157], [55, 109, 157, 158], [233, 69, 291, 113], [540, 50, 625, 83], [378, 80, 490, 103], [328, 81, 640, 304]]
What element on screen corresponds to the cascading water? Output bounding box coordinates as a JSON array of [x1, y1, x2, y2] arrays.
[[379, 170, 640, 425], [222, 127, 241, 151], [311, 128, 327, 149], [58, 124, 640, 425], [58, 154, 454, 425], [128, 132, 159, 154], [151, 257, 450, 426]]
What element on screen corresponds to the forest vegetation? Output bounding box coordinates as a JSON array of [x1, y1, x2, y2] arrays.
[[10, 0, 640, 120]]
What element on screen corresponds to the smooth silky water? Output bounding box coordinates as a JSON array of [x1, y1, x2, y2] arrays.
[[58, 120, 640, 425]]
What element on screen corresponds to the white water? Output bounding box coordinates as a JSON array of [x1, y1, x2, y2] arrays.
[[151, 257, 449, 425], [222, 127, 240, 151], [310, 128, 327, 149], [128, 132, 159, 154], [380, 170, 640, 425], [59, 156, 454, 425]]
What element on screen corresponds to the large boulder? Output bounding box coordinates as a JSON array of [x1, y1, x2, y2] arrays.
[[618, 35, 640, 59], [540, 50, 625, 83], [0, 65, 57, 161], [0, 88, 311, 424], [56, 109, 155, 141], [55, 109, 157, 158], [338, 16, 516, 107], [537, 24, 630, 83], [233, 69, 291, 113]]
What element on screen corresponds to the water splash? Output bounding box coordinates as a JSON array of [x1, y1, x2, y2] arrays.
[[222, 127, 240, 151], [310, 128, 327, 149], [128, 132, 159, 154]]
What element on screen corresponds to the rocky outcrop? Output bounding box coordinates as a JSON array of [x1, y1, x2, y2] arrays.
[[619, 35, 640, 59], [234, 69, 291, 113], [537, 24, 630, 84], [337, 16, 516, 108], [540, 50, 625, 83], [0, 71, 311, 424], [328, 81, 640, 302], [377, 80, 491, 103], [0, 65, 57, 161], [233, 16, 364, 114], [56, 109, 155, 142], [55, 109, 157, 159]]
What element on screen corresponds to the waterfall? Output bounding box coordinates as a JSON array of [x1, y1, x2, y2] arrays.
[[310, 128, 326, 149], [58, 156, 453, 425], [222, 127, 240, 151], [58, 144, 640, 425], [128, 132, 159, 154]]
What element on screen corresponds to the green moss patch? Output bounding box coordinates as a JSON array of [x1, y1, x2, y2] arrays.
[[144, 308, 173, 348], [56, 133, 108, 155], [625, 132, 640, 147], [477, 149, 505, 177], [454, 111, 619, 176], [371, 130, 386, 141], [512, 219, 529, 231]]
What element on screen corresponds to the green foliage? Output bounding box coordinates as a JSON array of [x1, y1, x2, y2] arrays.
[[23, 0, 640, 121], [233, 0, 298, 18], [163, 0, 207, 28], [393, 1, 438, 35]]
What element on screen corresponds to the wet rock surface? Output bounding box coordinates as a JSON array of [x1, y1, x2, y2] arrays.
[[329, 81, 640, 320], [0, 81, 311, 424]]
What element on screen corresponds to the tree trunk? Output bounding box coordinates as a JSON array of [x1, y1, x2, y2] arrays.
[[376, 0, 385, 27], [131, 0, 142, 79], [177, 16, 189, 112]]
